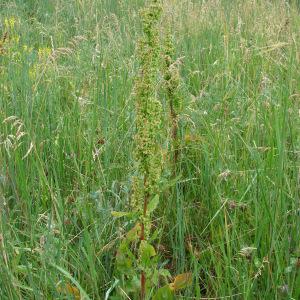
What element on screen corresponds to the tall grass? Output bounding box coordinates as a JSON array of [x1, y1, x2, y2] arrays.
[[0, 0, 299, 299]]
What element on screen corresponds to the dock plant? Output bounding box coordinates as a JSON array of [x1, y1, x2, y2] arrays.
[[163, 28, 183, 176], [113, 1, 164, 299], [112, 1, 191, 299]]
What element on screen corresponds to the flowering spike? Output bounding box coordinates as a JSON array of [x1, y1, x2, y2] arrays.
[[163, 28, 183, 175], [132, 0, 163, 219]]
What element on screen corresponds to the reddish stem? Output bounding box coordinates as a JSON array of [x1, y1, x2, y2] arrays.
[[140, 176, 149, 300], [141, 271, 146, 300]]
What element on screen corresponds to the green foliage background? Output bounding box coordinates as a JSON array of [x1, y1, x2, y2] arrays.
[[0, 0, 299, 298]]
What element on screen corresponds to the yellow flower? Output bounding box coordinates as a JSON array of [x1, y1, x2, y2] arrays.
[[11, 35, 20, 44], [29, 63, 38, 79], [23, 45, 33, 53], [9, 17, 16, 28], [4, 17, 16, 29], [4, 18, 9, 28], [38, 47, 51, 60]]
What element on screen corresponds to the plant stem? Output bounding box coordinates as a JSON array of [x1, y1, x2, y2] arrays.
[[140, 175, 149, 299]]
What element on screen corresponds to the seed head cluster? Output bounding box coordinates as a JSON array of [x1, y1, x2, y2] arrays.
[[132, 0, 163, 219]]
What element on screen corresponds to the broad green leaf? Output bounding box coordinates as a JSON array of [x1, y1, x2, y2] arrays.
[[126, 223, 141, 242], [147, 195, 159, 213], [152, 285, 175, 300], [140, 240, 156, 256], [170, 272, 192, 291], [159, 268, 172, 280], [139, 240, 156, 267], [116, 242, 135, 273], [116, 254, 132, 272]]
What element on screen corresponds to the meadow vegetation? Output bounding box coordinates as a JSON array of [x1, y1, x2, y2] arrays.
[[0, 0, 299, 299]]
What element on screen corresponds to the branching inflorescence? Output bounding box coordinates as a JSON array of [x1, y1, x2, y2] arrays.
[[132, 0, 162, 238], [114, 2, 191, 299], [163, 29, 183, 176], [132, 1, 163, 298]]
